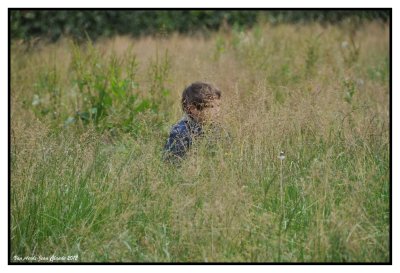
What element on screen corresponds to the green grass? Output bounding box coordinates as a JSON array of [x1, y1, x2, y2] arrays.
[[10, 21, 390, 263]]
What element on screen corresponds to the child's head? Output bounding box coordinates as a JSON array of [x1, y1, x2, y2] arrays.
[[181, 82, 221, 124]]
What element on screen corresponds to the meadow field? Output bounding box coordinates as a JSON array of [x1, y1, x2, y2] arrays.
[[10, 21, 390, 263]]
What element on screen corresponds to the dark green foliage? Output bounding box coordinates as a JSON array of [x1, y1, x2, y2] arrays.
[[10, 10, 390, 42], [26, 39, 171, 136], [67, 41, 168, 135]]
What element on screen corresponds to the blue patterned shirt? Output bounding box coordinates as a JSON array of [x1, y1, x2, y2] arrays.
[[163, 115, 203, 161]]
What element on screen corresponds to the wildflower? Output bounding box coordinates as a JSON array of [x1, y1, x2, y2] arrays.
[[278, 151, 285, 161]]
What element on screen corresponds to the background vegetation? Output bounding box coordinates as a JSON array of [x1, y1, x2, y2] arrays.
[[10, 10, 390, 41], [10, 11, 390, 263]]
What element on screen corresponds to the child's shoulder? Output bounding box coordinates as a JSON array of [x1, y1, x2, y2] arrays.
[[170, 117, 190, 135]]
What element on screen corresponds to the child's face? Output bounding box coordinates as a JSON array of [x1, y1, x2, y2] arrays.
[[188, 99, 221, 125]]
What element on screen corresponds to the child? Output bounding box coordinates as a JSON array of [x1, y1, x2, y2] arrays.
[[163, 81, 221, 161]]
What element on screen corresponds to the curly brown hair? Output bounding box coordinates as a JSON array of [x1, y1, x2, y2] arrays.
[[181, 82, 221, 112]]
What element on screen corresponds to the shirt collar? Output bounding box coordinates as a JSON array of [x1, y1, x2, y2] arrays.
[[183, 114, 202, 134]]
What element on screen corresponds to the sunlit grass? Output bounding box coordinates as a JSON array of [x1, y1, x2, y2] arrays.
[[10, 21, 389, 263]]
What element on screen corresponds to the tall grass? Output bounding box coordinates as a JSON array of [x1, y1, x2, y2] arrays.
[[10, 21, 390, 263]]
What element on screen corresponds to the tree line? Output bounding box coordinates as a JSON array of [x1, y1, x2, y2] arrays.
[[10, 10, 390, 41]]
